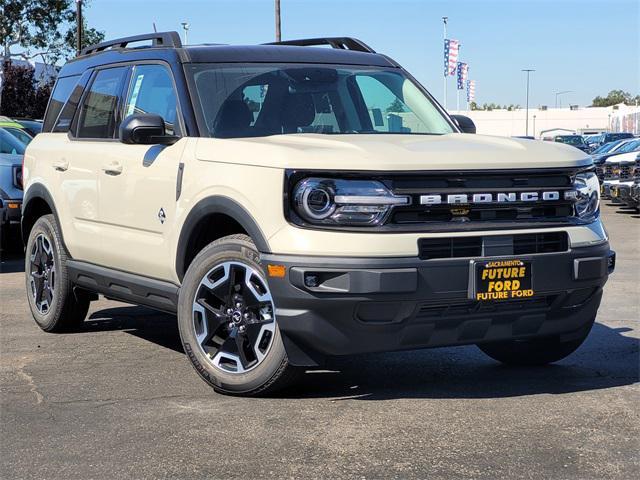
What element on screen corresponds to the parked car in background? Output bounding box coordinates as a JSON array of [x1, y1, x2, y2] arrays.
[[583, 134, 602, 152], [13, 119, 43, 137], [0, 129, 25, 246], [602, 150, 640, 199], [592, 132, 635, 147], [593, 138, 640, 181], [610, 153, 640, 209], [553, 134, 590, 152], [0, 115, 34, 146]]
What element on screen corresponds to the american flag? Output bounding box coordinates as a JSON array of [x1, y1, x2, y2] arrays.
[[467, 80, 476, 102], [444, 39, 459, 76], [456, 62, 468, 90]]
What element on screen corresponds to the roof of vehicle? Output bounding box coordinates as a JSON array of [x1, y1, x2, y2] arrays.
[[58, 32, 398, 77]]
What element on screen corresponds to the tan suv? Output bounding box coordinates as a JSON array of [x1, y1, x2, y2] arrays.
[[22, 32, 614, 395]]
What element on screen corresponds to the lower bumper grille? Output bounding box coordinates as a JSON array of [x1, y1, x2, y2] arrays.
[[418, 231, 569, 260]]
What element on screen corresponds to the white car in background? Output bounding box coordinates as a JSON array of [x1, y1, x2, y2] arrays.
[[602, 150, 640, 200]]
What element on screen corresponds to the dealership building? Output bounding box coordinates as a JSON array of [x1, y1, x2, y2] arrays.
[[448, 103, 640, 138]]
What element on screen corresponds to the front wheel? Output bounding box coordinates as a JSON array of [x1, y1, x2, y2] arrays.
[[477, 319, 594, 366], [177, 234, 300, 396]]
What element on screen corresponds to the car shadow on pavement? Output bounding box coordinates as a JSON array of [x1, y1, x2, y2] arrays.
[[83, 305, 639, 400]]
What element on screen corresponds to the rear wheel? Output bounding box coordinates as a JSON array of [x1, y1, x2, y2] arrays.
[[25, 215, 90, 332], [477, 319, 594, 366], [177, 234, 300, 396]]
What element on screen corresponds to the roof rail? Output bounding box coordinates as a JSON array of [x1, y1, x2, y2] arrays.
[[265, 37, 376, 53], [80, 31, 182, 56]]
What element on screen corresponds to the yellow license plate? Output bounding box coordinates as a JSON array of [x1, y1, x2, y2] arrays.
[[473, 259, 534, 301]]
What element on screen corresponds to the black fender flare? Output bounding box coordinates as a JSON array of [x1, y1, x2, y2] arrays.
[[21, 183, 65, 249], [175, 196, 271, 281]]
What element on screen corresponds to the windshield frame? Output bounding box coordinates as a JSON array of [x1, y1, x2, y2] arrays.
[[184, 62, 459, 138]]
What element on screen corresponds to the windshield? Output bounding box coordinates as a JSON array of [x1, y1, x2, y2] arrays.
[[617, 139, 640, 153], [592, 140, 620, 154], [555, 135, 585, 146], [606, 133, 633, 142], [3, 127, 33, 145], [0, 128, 26, 155], [188, 64, 454, 138]]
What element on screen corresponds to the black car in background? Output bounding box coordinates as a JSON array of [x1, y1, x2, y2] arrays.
[[593, 132, 634, 147], [553, 134, 590, 152], [13, 119, 43, 137]]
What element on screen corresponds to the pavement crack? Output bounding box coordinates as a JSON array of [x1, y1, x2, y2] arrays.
[[16, 365, 44, 405]]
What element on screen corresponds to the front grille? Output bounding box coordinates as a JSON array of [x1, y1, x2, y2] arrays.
[[418, 231, 568, 260], [620, 165, 632, 180], [386, 169, 579, 230], [596, 166, 604, 179], [604, 164, 616, 179]]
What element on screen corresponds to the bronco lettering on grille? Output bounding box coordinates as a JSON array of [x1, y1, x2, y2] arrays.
[[419, 191, 574, 205]]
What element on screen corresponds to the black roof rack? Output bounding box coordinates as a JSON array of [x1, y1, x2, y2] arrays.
[[80, 31, 182, 56], [265, 37, 376, 53]]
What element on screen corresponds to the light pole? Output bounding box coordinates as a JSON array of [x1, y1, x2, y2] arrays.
[[76, 0, 83, 56], [180, 22, 190, 45], [275, 0, 281, 42], [555, 90, 572, 108], [522, 69, 535, 136]]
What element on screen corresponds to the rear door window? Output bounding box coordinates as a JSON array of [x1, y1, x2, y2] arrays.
[[76, 67, 128, 139], [42, 75, 79, 132]]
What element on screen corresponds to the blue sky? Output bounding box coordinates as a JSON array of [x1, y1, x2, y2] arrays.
[[85, 0, 639, 108]]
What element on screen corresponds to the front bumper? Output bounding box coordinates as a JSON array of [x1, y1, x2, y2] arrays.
[[611, 181, 637, 205], [262, 242, 614, 366], [0, 199, 22, 225], [602, 179, 619, 198]]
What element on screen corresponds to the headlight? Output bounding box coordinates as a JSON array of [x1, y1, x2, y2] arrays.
[[292, 178, 409, 226], [571, 171, 600, 219]]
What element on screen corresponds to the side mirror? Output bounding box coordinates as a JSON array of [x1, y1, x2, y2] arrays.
[[451, 114, 476, 134], [119, 114, 179, 145]]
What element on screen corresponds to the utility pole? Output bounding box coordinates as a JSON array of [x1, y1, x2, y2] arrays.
[[76, 0, 83, 56], [522, 69, 535, 136], [275, 0, 281, 42], [442, 16, 448, 110]]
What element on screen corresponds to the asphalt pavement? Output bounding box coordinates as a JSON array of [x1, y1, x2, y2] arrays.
[[1, 203, 638, 479]]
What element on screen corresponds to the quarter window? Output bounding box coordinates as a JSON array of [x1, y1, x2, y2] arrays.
[[42, 75, 79, 132], [76, 67, 128, 139], [124, 65, 179, 135]]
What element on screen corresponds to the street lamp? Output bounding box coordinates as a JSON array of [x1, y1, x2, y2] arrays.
[[522, 69, 535, 137], [555, 90, 573, 108], [180, 22, 190, 45]]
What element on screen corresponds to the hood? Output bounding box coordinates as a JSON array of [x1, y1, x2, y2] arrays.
[[195, 133, 592, 171], [604, 151, 640, 164], [0, 153, 23, 168]]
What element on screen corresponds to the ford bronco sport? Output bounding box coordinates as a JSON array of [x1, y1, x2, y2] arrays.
[[22, 32, 615, 395]]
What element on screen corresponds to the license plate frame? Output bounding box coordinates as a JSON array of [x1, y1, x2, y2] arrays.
[[468, 259, 534, 301]]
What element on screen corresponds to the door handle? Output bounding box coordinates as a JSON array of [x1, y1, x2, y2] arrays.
[[52, 160, 69, 172], [101, 162, 123, 175]]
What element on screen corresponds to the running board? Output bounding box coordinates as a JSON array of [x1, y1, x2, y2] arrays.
[[67, 261, 179, 313]]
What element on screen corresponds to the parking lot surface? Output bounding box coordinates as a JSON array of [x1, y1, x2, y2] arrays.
[[1, 204, 638, 479]]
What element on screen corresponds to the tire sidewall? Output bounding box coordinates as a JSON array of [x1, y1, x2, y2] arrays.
[[177, 237, 288, 394]]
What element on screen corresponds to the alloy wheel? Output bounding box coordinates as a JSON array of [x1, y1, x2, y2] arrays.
[[29, 234, 56, 314], [192, 261, 276, 374]]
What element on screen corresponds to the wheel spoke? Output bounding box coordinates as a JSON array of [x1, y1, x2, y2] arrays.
[[44, 286, 53, 306], [234, 332, 252, 369]]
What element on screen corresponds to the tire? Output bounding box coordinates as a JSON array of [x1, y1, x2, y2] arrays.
[[477, 319, 594, 366], [177, 234, 300, 396], [25, 214, 90, 332]]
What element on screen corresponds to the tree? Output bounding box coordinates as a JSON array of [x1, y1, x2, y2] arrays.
[[0, 60, 53, 118], [591, 90, 640, 107], [386, 98, 405, 113], [1, 0, 104, 67]]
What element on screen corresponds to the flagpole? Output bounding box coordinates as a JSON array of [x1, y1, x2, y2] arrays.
[[442, 16, 448, 110], [456, 44, 461, 112]]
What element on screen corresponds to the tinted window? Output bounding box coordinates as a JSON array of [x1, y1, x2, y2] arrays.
[[53, 70, 92, 133], [42, 75, 79, 132], [124, 64, 179, 135], [76, 67, 128, 139]]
